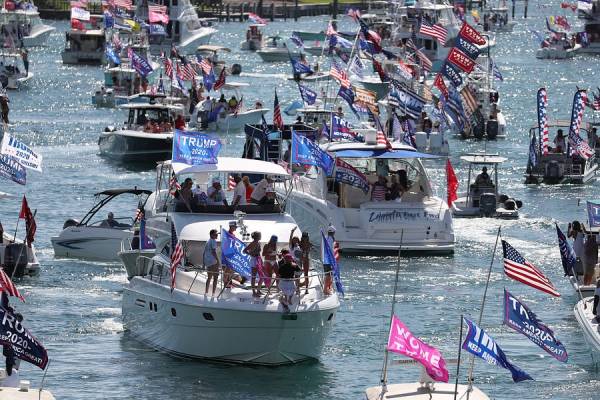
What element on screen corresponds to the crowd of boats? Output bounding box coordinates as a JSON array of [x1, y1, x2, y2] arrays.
[[0, 0, 600, 398]]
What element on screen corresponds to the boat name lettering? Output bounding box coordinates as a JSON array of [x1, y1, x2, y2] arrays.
[[368, 209, 438, 223]]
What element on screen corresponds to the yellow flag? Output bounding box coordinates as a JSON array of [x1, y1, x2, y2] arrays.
[[471, 9, 479, 19]]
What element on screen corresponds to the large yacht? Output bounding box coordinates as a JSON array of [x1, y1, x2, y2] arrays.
[[0, 3, 55, 47], [135, 0, 216, 55]]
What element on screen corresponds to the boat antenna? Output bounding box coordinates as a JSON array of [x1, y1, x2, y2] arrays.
[[379, 229, 403, 397], [453, 315, 464, 400], [466, 225, 501, 390], [39, 359, 51, 400]]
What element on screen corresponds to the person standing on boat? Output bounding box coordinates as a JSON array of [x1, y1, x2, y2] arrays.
[[203, 229, 220, 296], [475, 167, 493, 186], [299, 231, 312, 294], [0, 94, 9, 125], [553, 129, 566, 153], [278, 252, 301, 312], [371, 175, 389, 202], [231, 175, 247, 208], [244, 231, 263, 297], [263, 235, 278, 287], [207, 179, 228, 206], [569, 221, 587, 276], [582, 233, 598, 285], [242, 176, 253, 202], [322, 226, 336, 296], [250, 176, 274, 204]]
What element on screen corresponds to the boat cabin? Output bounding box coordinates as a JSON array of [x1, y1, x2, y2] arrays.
[[243, 24, 264, 50], [121, 102, 183, 133]]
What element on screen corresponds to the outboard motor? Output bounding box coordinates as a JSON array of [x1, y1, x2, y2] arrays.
[[63, 219, 79, 229], [3, 243, 27, 278], [231, 64, 242, 75], [486, 120, 498, 140], [504, 198, 517, 211], [544, 160, 564, 183], [479, 193, 497, 217]]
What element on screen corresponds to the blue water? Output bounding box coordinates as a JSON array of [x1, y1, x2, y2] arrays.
[[1, 1, 600, 398]]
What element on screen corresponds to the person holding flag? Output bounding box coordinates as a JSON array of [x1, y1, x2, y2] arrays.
[[321, 225, 343, 296]]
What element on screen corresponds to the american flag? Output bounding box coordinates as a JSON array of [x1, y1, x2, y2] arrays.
[[569, 90, 593, 159], [170, 222, 183, 292], [556, 224, 577, 276], [148, 4, 167, 13], [247, 12, 267, 24], [419, 18, 448, 44], [333, 241, 340, 261], [406, 39, 432, 73], [370, 110, 392, 149], [178, 59, 197, 81], [460, 86, 478, 116], [109, 0, 132, 9], [163, 57, 173, 79], [227, 175, 236, 191], [169, 172, 180, 195], [537, 88, 549, 155], [197, 56, 212, 75], [330, 60, 350, 88], [214, 68, 226, 91], [569, 129, 594, 159], [0, 268, 24, 301], [273, 90, 284, 130], [502, 240, 560, 297]]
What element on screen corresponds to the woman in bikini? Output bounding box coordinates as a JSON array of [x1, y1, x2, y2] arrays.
[[299, 232, 312, 294], [262, 235, 278, 289], [244, 231, 263, 297]]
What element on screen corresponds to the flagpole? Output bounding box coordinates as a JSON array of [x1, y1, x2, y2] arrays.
[[467, 225, 501, 389], [453, 315, 464, 400], [11, 209, 36, 281], [379, 230, 403, 395]]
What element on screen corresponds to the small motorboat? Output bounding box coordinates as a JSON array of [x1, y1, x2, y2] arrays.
[[536, 32, 581, 59], [240, 24, 265, 51], [0, 192, 39, 277], [0, 51, 32, 90], [452, 154, 522, 219], [525, 120, 598, 184], [366, 379, 490, 400], [60, 16, 105, 65], [196, 45, 231, 76], [188, 82, 269, 133], [574, 297, 600, 362], [51, 188, 152, 261], [257, 36, 300, 62]]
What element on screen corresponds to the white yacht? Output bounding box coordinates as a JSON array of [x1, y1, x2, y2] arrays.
[[98, 101, 185, 163], [257, 36, 300, 62], [60, 18, 105, 65], [574, 297, 600, 361], [243, 128, 454, 254], [452, 154, 521, 218], [536, 36, 581, 59], [578, 0, 600, 55], [0, 192, 39, 277], [0, 4, 55, 47], [135, 0, 216, 55], [51, 188, 151, 261], [524, 120, 598, 184], [188, 82, 269, 132], [121, 245, 340, 364]]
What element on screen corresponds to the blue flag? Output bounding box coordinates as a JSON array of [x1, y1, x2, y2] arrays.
[[207, 104, 225, 123], [105, 45, 121, 65], [322, 121, 330, 140], [491, 59, 503, 82], [331, 115, 361, 142], [129, 48, 153, 77], [290, 57, 313, 75], [441, 62, 463, 88], [462, 318, 533, 383], [556, 224, 577, 276], [454, 36, 480, 60], [203, 69, 215, 92], [503, 289, 568, 363], [290, 32, 304, 48], [587, 201, 600, 228], [291, 130, 334, 175], [139, 214, 155, 250], [298, 84, 317, 105], [338, 85, 356, 112], [0, 154, 26, 185], [220, 229, 252, 279], [103, 11, 114, 28], [150, 24, 166, 35], [321, 231, 343, 295], [335, 158, 369, 193], [528, 135, 537, 169], [172, 129, 222, 165]]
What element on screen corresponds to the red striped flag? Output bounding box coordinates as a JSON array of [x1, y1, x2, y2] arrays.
[[178, 60, 197, 81], [170, 222, 183, 291], [109, 0, 132, 9], [333, 241, 340, 261], [169, 172, 180, 195], [227, 175, 236, 191], [502, 240, 560, 297], [198, 57, 212, 75], [214, 68, 226, 91], [273, 90, 284, 130], [406, 39, 432, 73], [0, 268, 24, 301], [330, 61, 350, 88], [164, 57, 173, 79], [419, 18, 448, 43]]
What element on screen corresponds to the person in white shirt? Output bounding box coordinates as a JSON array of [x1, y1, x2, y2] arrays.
[[250, 176, 274, 204], [207, 178, 228, 206], [231, 175, 247, 207]]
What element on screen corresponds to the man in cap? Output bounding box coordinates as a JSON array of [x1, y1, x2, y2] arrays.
[[207, 178, 228, 206], [101, 212, 129, 228], [227, 220, 237, 236], [250, 175, 274, 204], [322, 225, 337, 295]]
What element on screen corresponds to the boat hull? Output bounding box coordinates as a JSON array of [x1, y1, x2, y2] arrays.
[[22, 25, 55, 47], [51, 226, 133, 261], [122, 276, 338, 365], [98, 130, 172, 163], [209, 108, 268, 132], [365, 383, 490, 400], [574, 297, 600, 361], [61, 50, 105, 65]]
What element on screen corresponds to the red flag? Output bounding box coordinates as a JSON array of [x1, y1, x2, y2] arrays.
[[372, 58, 387, 83], [71, 18, 85, 30], [19, 196, 36, 247], [213, 68, 226, 91], [433, 74, 448, 100], [446, 159, 458, 207], [273, 90, 284, 131], [458, 22, 486, 45], [447, 47, 476, 73]]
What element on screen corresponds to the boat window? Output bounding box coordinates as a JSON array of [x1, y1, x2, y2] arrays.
[[171, 308, 177, 316], [203, 312, 214, 321]]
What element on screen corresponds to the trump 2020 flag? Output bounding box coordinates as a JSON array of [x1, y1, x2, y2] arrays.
[[335, 158, 369, 193], [0, 154, 26, 185], [128, 48, 153, 78], [292, 130, 334, 175], [0, 306, 48, 369], [1, 133, 42, 172], [556, 223, 577, 276], [105, 45, 121, 65], [503, 289, 568, 362], [172, 129, 221, 165], [220, 229, 252, 279], [321, 231, 343, 295], [462, 317, 533, 382], [387, 315, 449, 382], [290, 57, 314, 75], [587, 200, 600, 228], [298, 84, 317, 105]]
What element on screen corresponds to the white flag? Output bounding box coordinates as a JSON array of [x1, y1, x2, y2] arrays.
[[71, 7, 90, 21], [349, 56, 365, 78], [0, 134, 42, 172]]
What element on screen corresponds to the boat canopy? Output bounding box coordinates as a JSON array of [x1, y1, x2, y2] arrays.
[[460, 154, 507, 164], [332, 149, 439, 159], [170, 157, 290, 176], [95, 188, 153, 196], [196, 45, 231, 52]]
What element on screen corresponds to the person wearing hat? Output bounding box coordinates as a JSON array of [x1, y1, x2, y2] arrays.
[[244, 231, 263, 297], [250, 176, 274, 204], [474, 166, 492, 186], [278, 251, 301, 312], [100, 212, 129, 228], [207, 178, 228, 206], [262, 235, 278, 284], [227, 220, 237, 236], [553, 129, 566, 153], [322, 225, 337, 295]]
